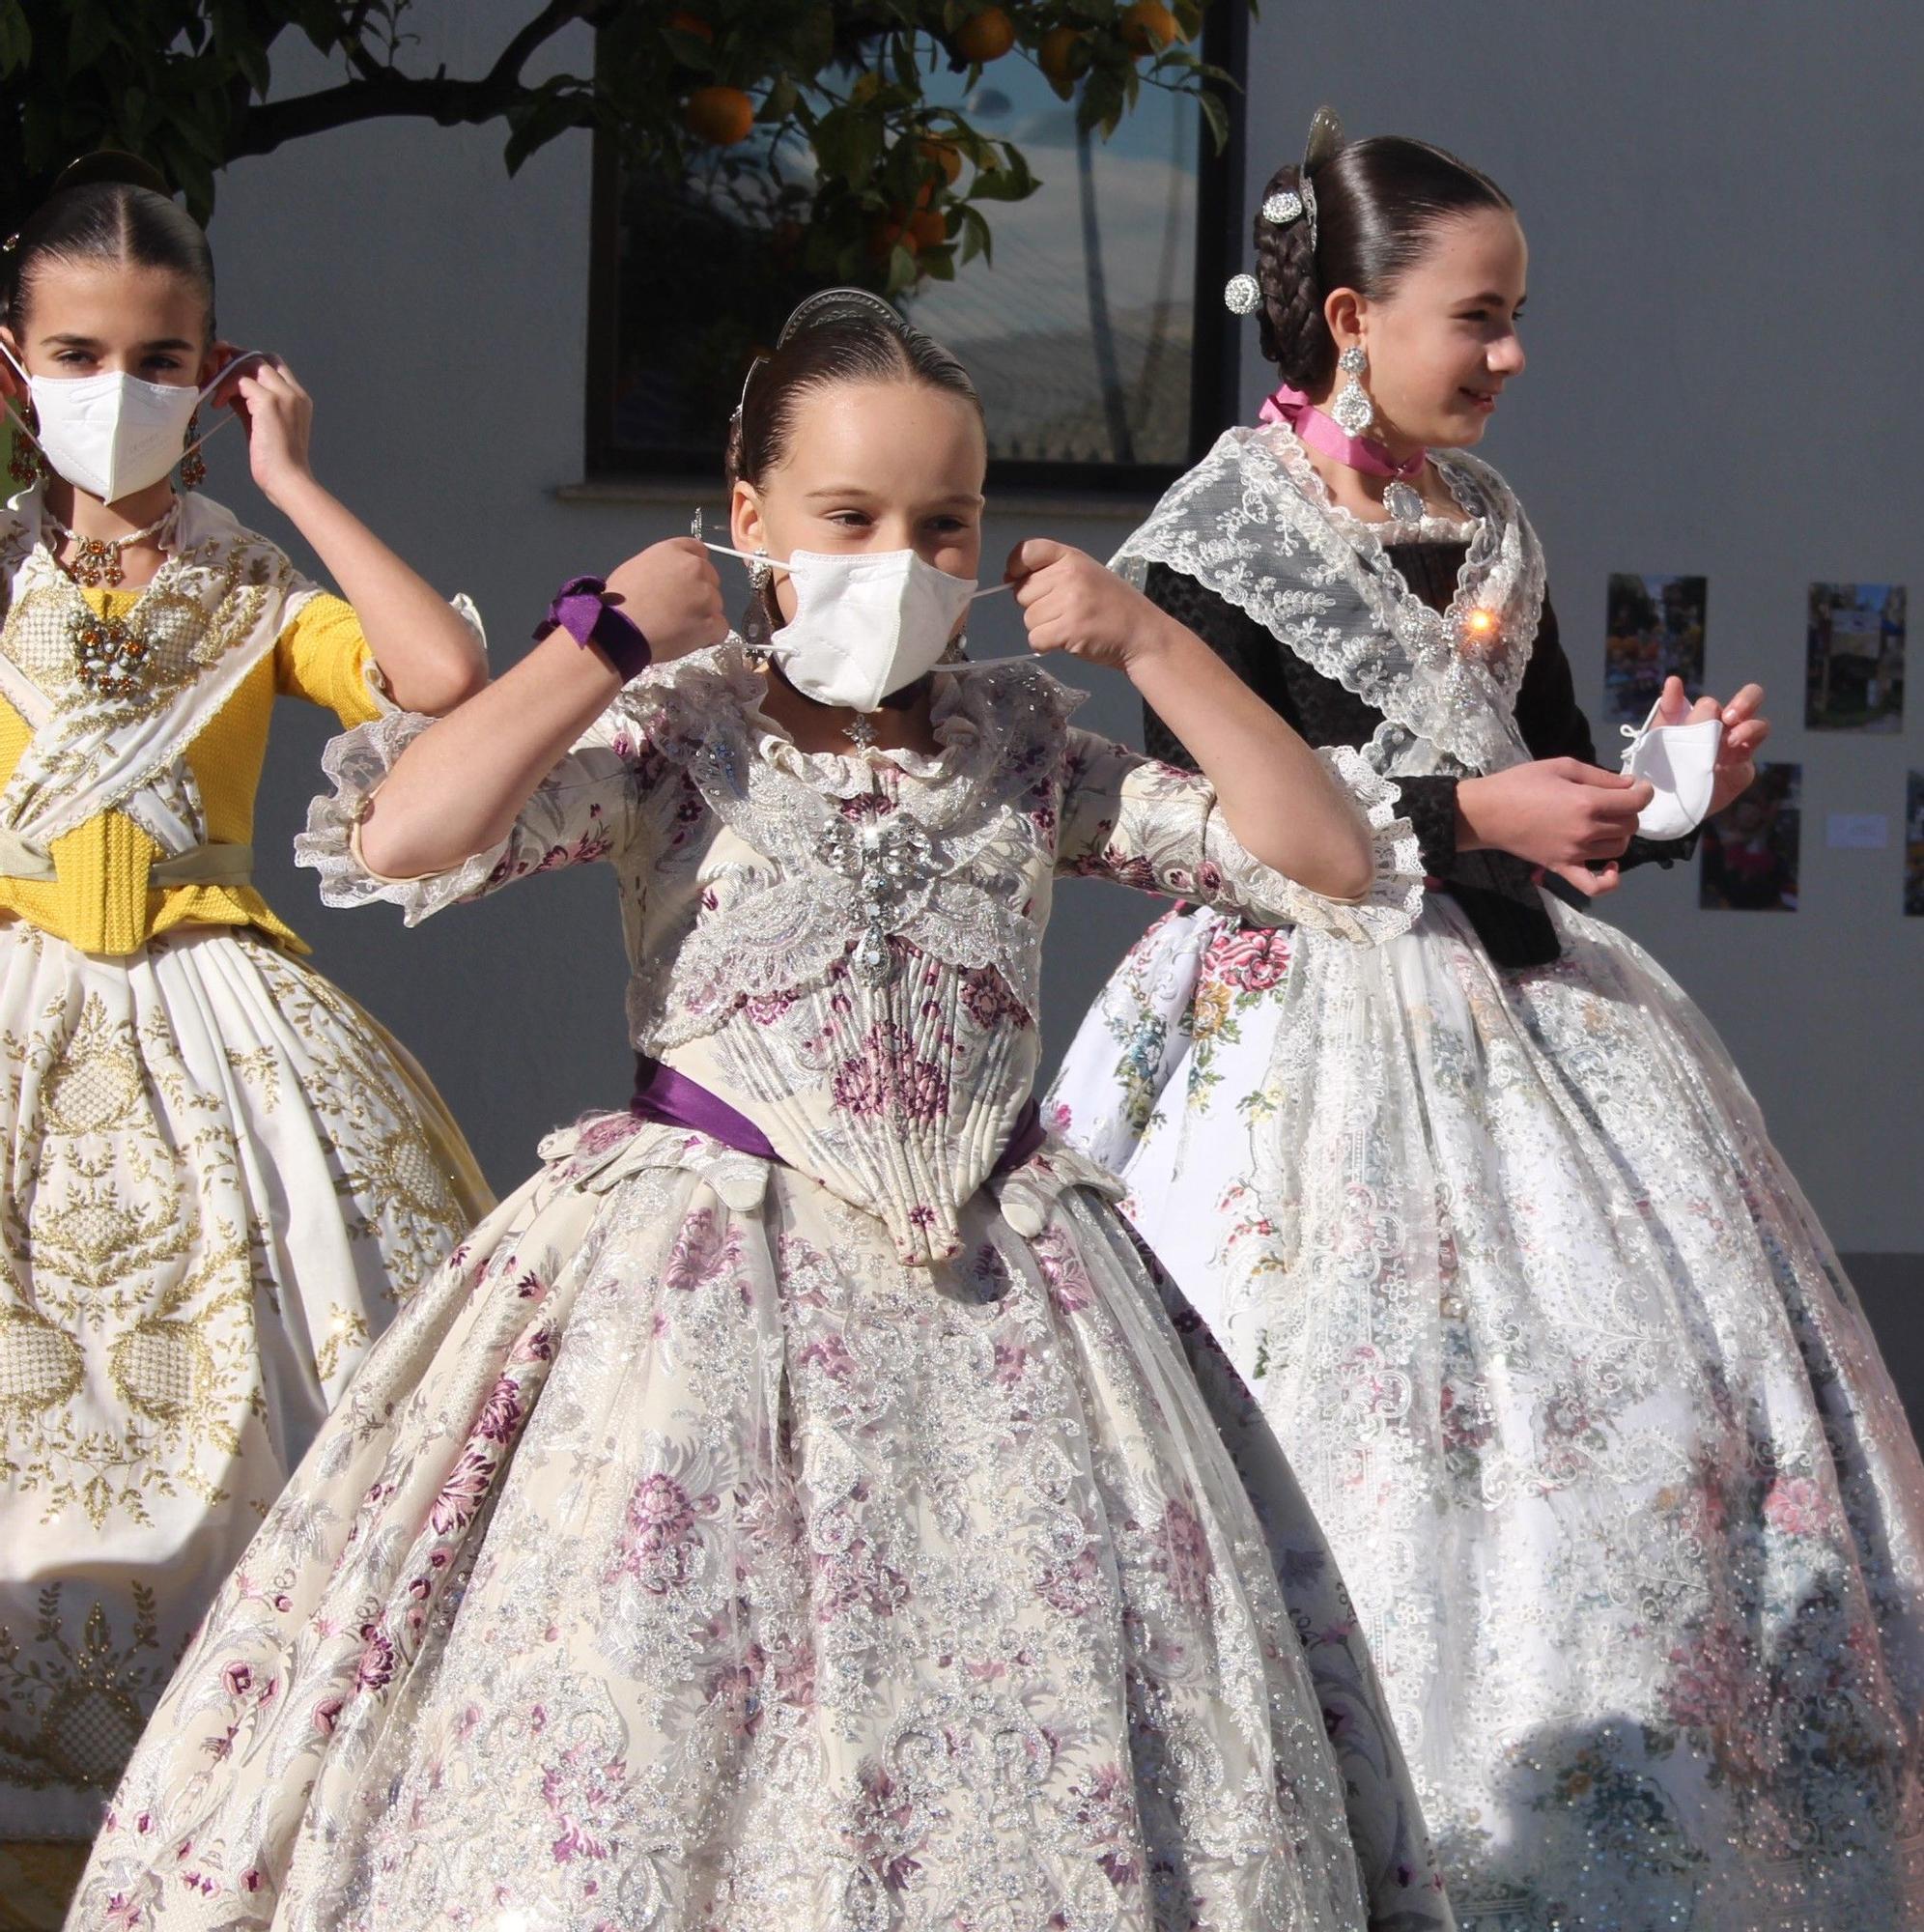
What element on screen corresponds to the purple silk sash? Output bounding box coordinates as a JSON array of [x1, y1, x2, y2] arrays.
[[630, 1055, 1047, 1179]]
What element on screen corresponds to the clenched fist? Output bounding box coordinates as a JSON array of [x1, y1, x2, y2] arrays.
[[603, 538, 728, 661], [1005, 538, 1182, 672]]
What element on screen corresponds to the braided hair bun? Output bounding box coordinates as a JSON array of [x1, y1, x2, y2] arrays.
[[1253, 162, 1326, 386]]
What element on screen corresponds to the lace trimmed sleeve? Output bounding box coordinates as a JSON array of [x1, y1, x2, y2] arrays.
[[1055, 729, 1424, 943], [294, 690, 650, 926]]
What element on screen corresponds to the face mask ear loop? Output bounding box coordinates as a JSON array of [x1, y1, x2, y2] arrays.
[[174, 350, 268, 472], [701, 540, 793, 578], [969, 580, 1014, 603]]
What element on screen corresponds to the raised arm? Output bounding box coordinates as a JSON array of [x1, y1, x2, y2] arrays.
[[354, 539, 726, 880], [1009, 539, 1376, 901], [215, 353, 487, 714]]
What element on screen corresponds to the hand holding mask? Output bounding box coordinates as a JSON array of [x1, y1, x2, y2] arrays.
[[1618, 693, 1723, 841]]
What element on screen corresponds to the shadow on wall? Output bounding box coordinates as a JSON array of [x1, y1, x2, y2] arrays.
[[1848, 1255, 1924, 1437]]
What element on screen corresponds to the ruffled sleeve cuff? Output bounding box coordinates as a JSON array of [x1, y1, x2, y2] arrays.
[[1212, 744, 1426, 944], [293, 709, 508, 924]]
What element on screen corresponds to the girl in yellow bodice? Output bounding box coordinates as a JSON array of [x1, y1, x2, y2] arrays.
[[0, 157, 491, 1923]]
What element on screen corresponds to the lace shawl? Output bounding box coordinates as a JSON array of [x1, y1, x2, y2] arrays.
[[1112, 422, 1547, 779]]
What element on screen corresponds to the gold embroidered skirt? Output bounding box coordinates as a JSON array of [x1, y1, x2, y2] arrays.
[[0, 921, 489, 1845]]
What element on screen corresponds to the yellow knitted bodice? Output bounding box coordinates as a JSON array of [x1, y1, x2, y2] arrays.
[[0, 586, 381, 955]]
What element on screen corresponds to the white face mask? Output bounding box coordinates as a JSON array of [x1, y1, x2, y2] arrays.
[[708, 540, 1007, 714], [1621, 698, 1723, 841], [1, 343, 257, 505]]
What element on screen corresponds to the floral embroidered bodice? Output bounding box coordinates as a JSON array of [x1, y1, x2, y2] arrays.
[[307, 643, 1417, 1265]]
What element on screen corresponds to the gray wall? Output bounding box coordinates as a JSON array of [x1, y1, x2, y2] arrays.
[[210, 4, 1917, 1302]]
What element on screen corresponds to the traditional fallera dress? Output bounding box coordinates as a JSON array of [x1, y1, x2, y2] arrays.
[[67, 640, 1452, 1932], [1049, 421, 1924, 1931], [0, 489, 490, 1873]]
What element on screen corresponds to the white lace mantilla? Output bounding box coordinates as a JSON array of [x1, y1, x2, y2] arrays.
[[1113, 421, 1547, 779], [299, 643, 1422, 1265]]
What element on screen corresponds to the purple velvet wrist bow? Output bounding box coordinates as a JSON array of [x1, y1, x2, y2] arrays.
[[534, 575, 652, 682]]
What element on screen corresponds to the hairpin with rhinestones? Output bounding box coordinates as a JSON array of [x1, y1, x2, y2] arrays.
[[1224, 103, 1345, 317]]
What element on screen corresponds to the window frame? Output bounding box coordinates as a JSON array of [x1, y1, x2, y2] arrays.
[[581, 6, 1248, 495]]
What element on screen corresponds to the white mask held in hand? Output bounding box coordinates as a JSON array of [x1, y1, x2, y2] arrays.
[[707, 540, 1008, 713], [1, 343, 260, 505], [1620, 696, 1722, 840]]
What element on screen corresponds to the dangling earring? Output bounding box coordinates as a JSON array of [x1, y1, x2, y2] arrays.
[[1331, 344, 1375, 437], [178, 412, 206, 490], [8, 402, 43, 488], [940, 631, 969, 665], [742, 547, 774, 662]]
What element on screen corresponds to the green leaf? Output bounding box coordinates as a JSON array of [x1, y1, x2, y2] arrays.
[[234, 38, 271, 98], [0, 4, 30, 74], [761, 71, 800, 123], [885, 240, 917, 296], [65, 0, 118, 72], [920, 242, 955, 280], [662, 28, 719, 75], [1196, 86, 1228, 152]]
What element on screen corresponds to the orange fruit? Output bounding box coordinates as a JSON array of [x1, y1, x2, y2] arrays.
[[919, 136, 964, 186], [954, 6, 1017, 62], [666, 9, 714, 40], [907, 208, 947, 250], [1038, 24, 1090, 98], [868, 210, 919, 260], [682, 84, 755, 145], [1120, 0, 1180, 55]]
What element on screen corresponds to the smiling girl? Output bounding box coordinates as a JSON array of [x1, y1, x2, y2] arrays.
[[1050, 114, 1924, 1929], [67, 289, 1449, 1931], [0, 157, 489, 1911]]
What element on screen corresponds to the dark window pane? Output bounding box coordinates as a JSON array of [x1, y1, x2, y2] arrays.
[[586, 22, 1242, 488]]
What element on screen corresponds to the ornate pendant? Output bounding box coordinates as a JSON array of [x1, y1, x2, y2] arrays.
[[66, 535, 130, 588], [1382, 479, 1425, 524], [71, 610, 149, 696], [843, 711, 877, 751]]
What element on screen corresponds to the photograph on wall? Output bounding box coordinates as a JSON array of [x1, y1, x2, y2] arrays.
[[1908, 772, 1924, 917], [1700, 762, 1802, 912], [1806, 582, 1905, 731], [1604, 574, 1708, 724]]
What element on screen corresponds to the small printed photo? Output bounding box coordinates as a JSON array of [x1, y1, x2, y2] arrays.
[[1604, 574, 1708, 724], [1908, 772, 1924, 918], [1700, 762, 1801, 913], [1806, 582, 1905, 732]]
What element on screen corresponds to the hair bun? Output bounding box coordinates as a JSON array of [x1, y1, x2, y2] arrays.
[[50, 151, 172, 200], [1252, 162, 1327, 385]]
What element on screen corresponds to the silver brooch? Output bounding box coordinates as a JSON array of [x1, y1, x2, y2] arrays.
[[1261, 189, 1304, 225], [1223, 272, 1261, 316]]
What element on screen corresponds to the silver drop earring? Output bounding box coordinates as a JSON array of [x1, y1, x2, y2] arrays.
[[743, 546, 775, 660], [1331, 344, 1375, 437]]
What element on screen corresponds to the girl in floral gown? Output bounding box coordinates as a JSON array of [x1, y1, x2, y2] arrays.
[[1050, 116, 1924, 1931], [67, 291, 1450, 1931], [0, 160, 490, 1924]]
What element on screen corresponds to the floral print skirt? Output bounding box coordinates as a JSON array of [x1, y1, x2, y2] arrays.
[[0, 923, 486, 1861], [68, 1117, 1447, 1932], [1049, 895, 1924, 1931]]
